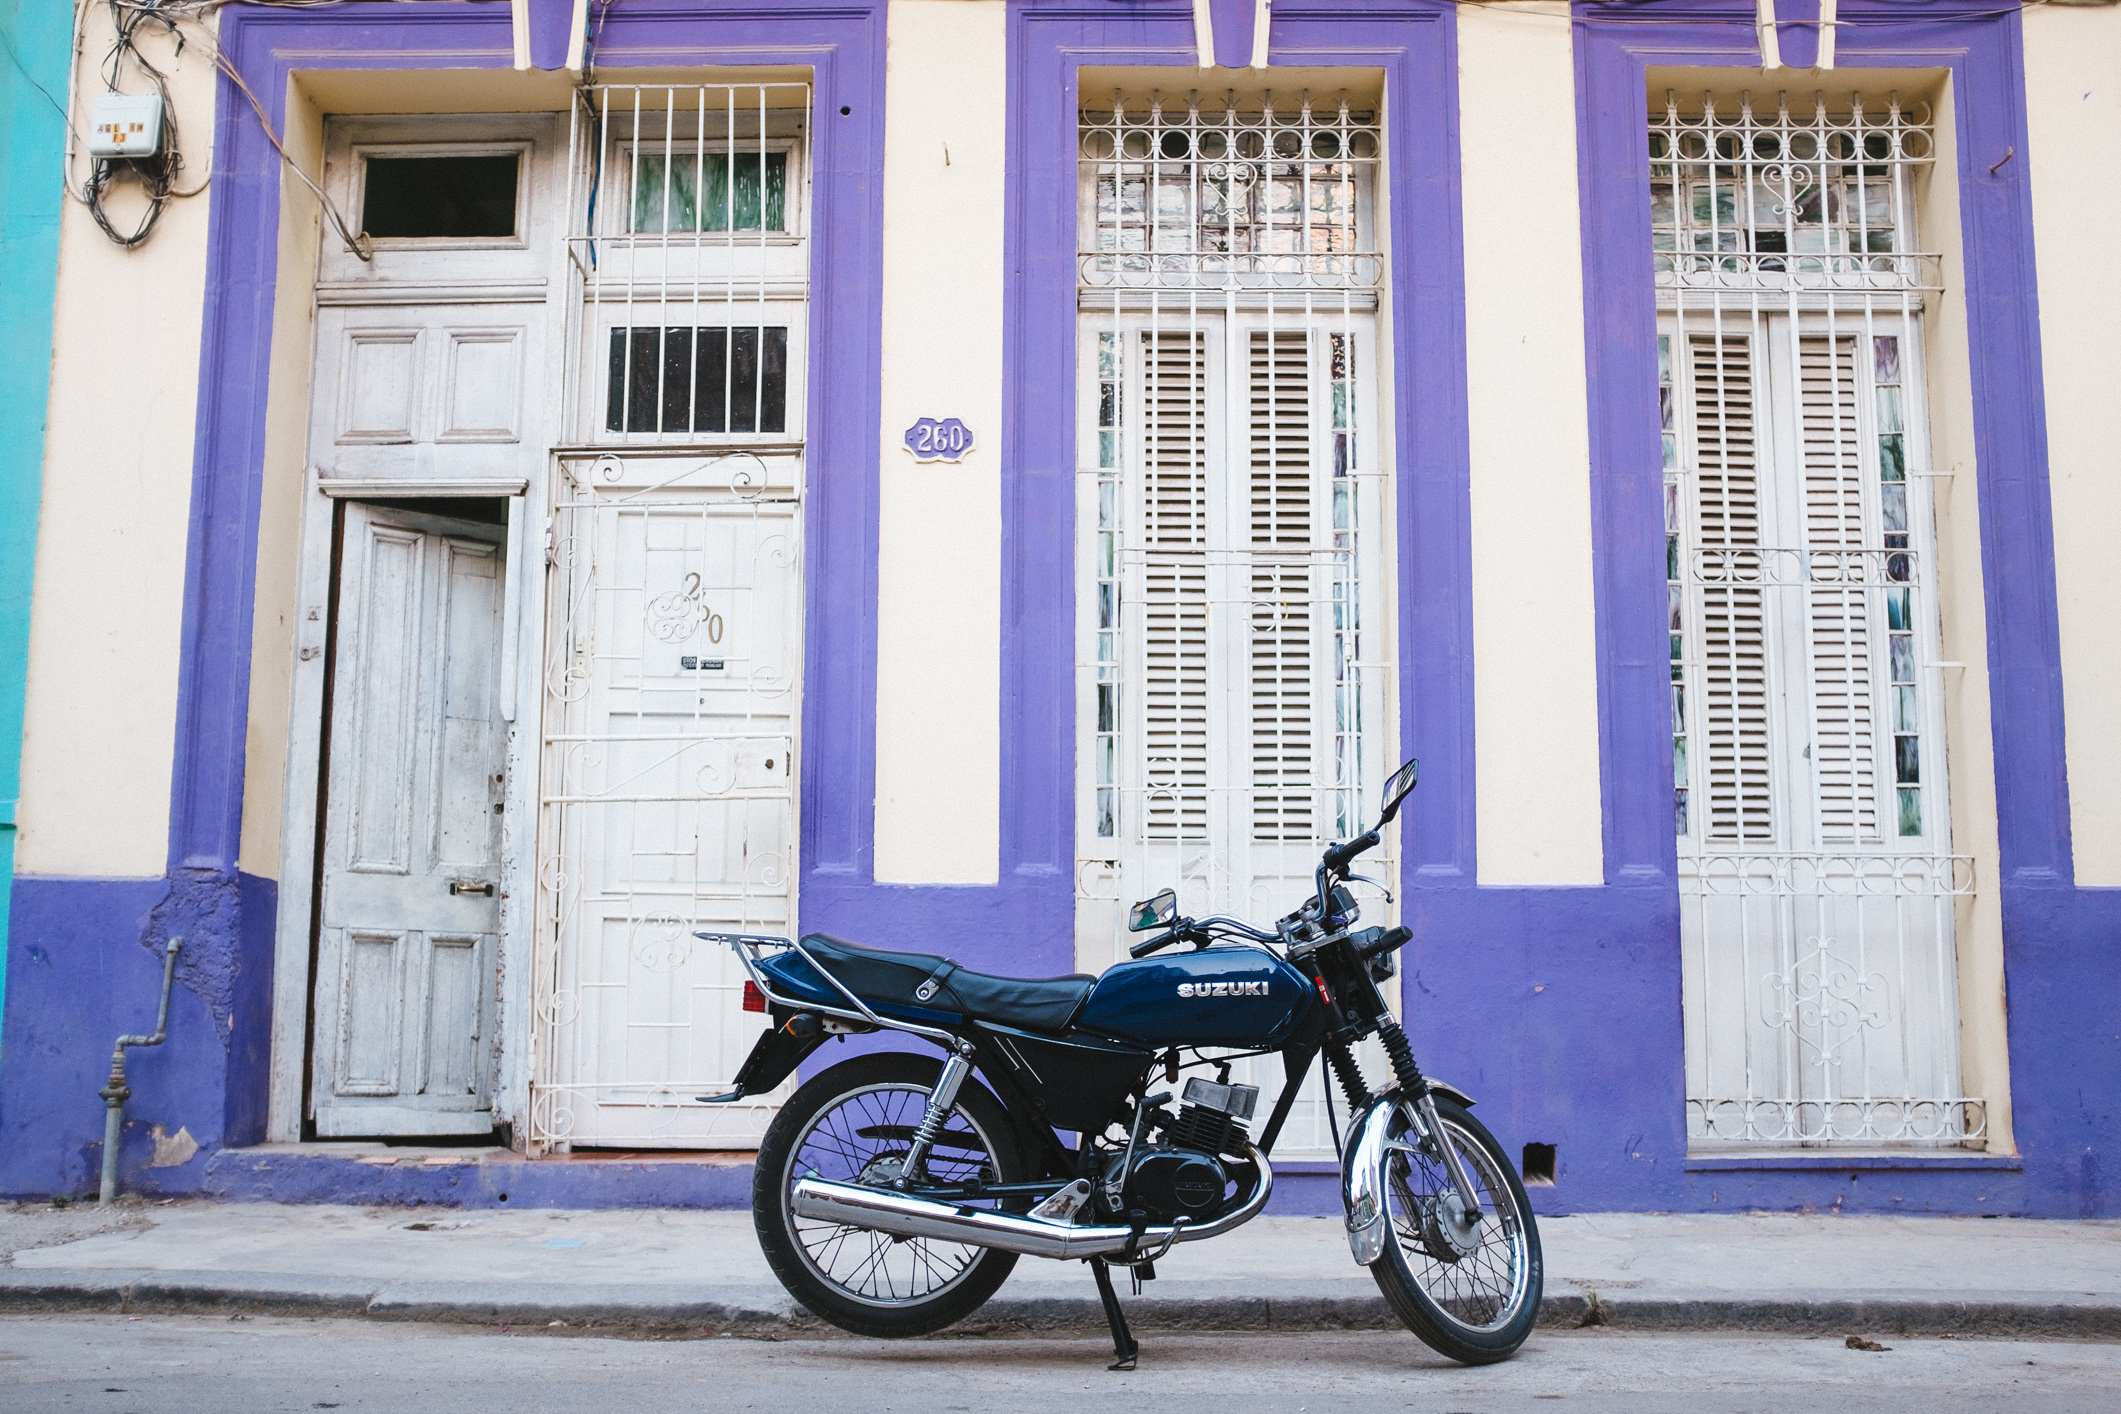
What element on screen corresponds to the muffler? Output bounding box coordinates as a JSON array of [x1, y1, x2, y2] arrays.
[[790, 1143, 1274, 1260]]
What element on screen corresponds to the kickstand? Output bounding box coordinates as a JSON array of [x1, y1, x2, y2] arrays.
[[1088, 1257, 1139, 1371]]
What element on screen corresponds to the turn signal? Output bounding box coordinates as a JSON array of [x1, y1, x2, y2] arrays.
[[742, 981, 767, 1013]]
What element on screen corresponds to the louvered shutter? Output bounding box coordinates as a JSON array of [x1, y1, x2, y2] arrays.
[[1248, 330, 1316, 842], [1140, 330, 1210, 840], [1796, 334, 1878, 841], [1686, 333, 1774, 842]]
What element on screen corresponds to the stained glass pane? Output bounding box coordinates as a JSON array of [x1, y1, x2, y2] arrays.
[[1897, 787, 1922, 837], [1876, 386, 1903, 435], [1896, 736, 1921, 784], [1887, 587, 1911, 633], [1878, 433, 1906, 482], [1890, 634, 1915, 682], [1874, 336, 1901, 384], [1882, 483, 1908, 533]]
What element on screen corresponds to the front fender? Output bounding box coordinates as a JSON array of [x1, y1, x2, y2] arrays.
[[1339, 1091, 1401, 1266], [1339, 1082, 1476, 1266]]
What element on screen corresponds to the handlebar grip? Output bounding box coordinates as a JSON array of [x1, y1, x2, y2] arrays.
[[1358, 924, 1412, 958], [1129, 933, 1175, 960], [1322, 829, 1380, 874]]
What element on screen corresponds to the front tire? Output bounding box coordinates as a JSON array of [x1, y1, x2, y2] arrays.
[[754, 1051, 1024, 1337], [1368, 1095, 1543, 1363]]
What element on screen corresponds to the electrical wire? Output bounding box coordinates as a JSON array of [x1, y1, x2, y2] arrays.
[[81, 0, 192, 246]]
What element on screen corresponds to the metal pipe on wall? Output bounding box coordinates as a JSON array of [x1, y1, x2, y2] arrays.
[[98, 938, 181, 1205]]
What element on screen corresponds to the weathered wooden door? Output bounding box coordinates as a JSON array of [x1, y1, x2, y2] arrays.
[[310, 502, 508, 1136]]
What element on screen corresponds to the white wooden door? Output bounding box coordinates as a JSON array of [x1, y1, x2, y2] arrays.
[[1072, 313, 1396, 1160], [311, 502, 508, 1136], [1665, 317, 1976, 1147]]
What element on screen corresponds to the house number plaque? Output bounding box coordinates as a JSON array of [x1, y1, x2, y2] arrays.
[[903, 416, 975, 463]]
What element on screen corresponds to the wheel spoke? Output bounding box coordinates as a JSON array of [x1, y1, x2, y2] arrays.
[[1379, 1110, 1531, 1336], [783, 1081, 1002, 1309]]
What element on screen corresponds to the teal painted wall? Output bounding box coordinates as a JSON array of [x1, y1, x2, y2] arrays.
[[0, 0, 68, 1048]]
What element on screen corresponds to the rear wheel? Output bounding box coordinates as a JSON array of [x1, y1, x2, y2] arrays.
[[754, 1051, 1023, 1337], [1369, 1095, 1542, 1363]]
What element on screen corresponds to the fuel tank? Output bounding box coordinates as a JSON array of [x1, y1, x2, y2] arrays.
[[1074, 945, 1314, 1048]]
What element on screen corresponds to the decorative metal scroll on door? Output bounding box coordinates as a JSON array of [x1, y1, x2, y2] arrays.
[[1656, 91, 1982, 1148], [1074, 90, 1399, 1159], [530, 84, 809, 1154]]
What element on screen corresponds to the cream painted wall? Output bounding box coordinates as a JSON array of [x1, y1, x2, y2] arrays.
[[236, 79, 327, 882], [1458, 3, 1604, 885], [1920, 76, 2012, 1154], [872, 0, 1005, 884], [2025, 7, 2121, 887], [14, 14, 216, 878]]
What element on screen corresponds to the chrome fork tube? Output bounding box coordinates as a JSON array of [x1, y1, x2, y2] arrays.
[[900, 1046, 973, 1183], [1415, 1090, 1484, 1219]]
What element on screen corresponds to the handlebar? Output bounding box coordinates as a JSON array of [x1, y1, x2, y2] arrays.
[[1129, 914, 1280, 960], [1321, 829, 1380, 875]]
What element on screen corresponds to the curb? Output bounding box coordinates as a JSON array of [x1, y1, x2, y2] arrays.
[[6, 1271, 2119, 1341]]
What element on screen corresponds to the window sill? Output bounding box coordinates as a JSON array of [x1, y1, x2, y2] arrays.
[[1684, 1151, 2020, 1172]]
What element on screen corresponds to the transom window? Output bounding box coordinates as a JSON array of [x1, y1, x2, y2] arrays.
[[564, 84, 810, 447]]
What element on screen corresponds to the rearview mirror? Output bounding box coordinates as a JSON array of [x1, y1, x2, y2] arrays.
[[1127, 888, 1178, 933], [1375, 758, 1419, 826]]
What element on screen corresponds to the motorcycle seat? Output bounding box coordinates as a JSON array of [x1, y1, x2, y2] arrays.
[[798, 933, 1095, 1033]]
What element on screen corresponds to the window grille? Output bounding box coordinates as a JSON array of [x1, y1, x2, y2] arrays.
[[1657, 92, 1980, 1149], [1076, 91, 1396, 1160], [561, 84, 810, 447]]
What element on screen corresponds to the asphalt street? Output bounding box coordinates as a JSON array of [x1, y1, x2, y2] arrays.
[[2, 1316, 2118, 1413]]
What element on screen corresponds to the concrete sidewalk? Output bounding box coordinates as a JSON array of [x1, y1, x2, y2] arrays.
[[4, 1200, 2118, 1340]]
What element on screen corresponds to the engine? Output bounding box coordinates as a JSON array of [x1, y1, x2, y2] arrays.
[[1104, 1076, 1260, 1224]]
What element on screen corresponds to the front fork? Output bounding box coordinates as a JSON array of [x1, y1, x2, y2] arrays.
[[1333, 1021, 1483, 1266]]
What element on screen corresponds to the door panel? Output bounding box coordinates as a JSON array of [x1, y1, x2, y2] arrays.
[[311, 503, 507, 1137]]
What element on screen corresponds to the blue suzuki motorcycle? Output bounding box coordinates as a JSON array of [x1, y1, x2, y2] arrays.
[[701, 759, 1541, 1367]]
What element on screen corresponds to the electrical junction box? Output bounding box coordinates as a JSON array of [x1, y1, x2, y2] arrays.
[[88, 92, 164, 159]]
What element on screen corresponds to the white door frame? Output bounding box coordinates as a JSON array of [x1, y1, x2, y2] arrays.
[[266, 112, 565, 1145]]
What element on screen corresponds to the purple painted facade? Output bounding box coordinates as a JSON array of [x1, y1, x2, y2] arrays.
[[2, 0, 2113, 1218]]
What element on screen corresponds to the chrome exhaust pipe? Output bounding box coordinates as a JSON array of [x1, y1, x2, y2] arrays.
[[790, 1143, 1274, 1261]]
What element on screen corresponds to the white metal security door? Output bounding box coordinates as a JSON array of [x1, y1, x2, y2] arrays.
[[531, 457, 802, 1151], [311, 503, 507, 1136], [1655, 91, 1980, 1148], [1074, 90, 1398, 1159], [529, 83, 810, 1153]]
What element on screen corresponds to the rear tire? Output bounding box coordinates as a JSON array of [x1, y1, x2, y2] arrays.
[[754, 1051, 1023, 1337], [1368, 1095, 1543, 1364]]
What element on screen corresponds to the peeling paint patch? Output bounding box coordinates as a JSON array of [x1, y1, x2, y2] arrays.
[[148, 1124, 200, 1169], [140, 867, 244, 1039]]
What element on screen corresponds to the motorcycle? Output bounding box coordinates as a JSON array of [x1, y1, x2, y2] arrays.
[[699, 758, 1542, 1368]]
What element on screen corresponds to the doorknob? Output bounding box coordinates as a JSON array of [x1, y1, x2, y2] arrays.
[[450, 881, 495, 896]]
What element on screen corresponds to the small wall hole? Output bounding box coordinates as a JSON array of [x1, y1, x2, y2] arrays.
[[1522, 1142, 1557, 1186]]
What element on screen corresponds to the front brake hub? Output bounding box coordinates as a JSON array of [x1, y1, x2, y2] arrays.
[[1419, 1189, 1483, 1263]]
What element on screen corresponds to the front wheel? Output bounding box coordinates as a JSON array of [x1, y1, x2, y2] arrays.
[[1368, 1095, 1543, 1363], [754, 1051, 1024, 1337]]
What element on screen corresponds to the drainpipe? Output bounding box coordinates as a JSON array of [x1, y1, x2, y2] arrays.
[[99, 939, 180, 1205]]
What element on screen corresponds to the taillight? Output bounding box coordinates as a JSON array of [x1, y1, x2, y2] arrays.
[[742, 981, 767, 1013]]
